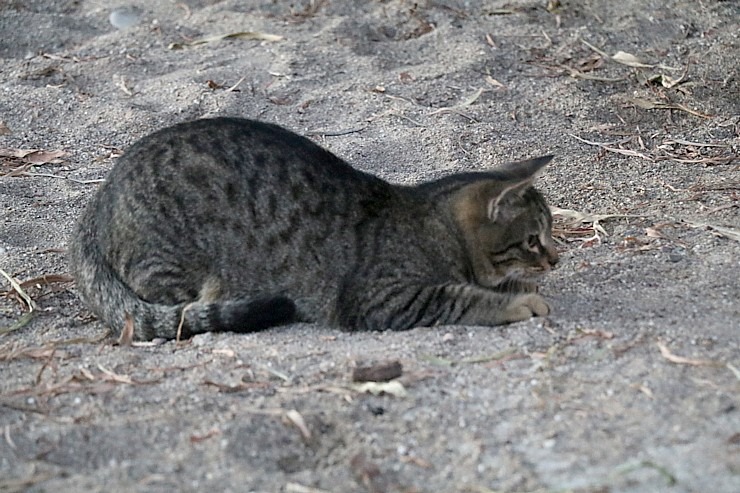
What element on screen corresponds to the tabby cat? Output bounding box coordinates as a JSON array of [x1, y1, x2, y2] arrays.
[[69, 117, 558, 340]]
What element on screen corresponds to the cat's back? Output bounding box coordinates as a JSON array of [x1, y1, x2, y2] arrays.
[[106, 117, 365, 189]]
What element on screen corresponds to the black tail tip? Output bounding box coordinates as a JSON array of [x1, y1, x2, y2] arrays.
[[228, 295, 297, 332]]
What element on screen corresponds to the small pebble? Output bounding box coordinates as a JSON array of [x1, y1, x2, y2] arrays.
[[109, 6, 142, 29]]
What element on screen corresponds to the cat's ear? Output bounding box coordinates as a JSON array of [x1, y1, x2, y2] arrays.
[[487, 155, 552, 221]]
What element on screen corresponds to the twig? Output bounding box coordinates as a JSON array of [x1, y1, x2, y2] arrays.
[[20, 171, 105, 184], [226, 76, 246, 92], [306, 126, 367, 137], [569, 134, 653, 160]]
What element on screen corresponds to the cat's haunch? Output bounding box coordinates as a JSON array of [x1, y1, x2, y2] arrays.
[[69, 117, 558, 340]]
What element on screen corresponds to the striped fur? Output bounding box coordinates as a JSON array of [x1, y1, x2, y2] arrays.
[[69, 118, 558, 340]]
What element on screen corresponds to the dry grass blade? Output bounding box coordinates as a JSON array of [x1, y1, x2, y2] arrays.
[[168, 31, 284, 49], [0, 269, 39, 334], [429, 88, 487, 120], [0, 471, 57, 492], [285, 409, 311, 440], [611, 50, 654, 68], [17, 274, 73, 290], [727, 363, 740, 381], [97, 363, 135, 384], [558, 64, 626, 82], [0, 312, 36, 336], [684, 221, 740, 242], [627, 97, 711, 119], [16, 171, 105, 184], [285, 483, 334, 493], [0, 268, 38, 312], [656, 342, 718, 367]]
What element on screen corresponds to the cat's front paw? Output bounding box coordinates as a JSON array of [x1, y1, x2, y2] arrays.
[[502, 293, 550, 323]]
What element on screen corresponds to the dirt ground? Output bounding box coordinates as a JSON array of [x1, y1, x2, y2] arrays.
[[1, 1, 739, 492]]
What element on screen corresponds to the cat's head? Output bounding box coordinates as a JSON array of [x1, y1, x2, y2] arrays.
[[448, 156, 559, 288]]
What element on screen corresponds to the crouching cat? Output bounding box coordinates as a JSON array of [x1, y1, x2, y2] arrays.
[[69, 117, 559, 340]]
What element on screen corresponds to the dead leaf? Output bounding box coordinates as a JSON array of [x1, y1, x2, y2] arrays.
[[398, 72, 414, 83], [656, 342, 717, 366], [485, 75, 506, 89], [168, 31, 283, 50], [0, 148, 68, 164], [352, 380, 407, 398], [612, 51, 654, 68], [190, 428, 221, 443], [0, 122, 11, 135]]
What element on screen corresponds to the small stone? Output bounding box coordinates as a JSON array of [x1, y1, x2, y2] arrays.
[[109, 6, 143, 29]]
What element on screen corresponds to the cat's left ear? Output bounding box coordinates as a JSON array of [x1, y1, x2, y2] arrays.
[[487, 155, 552, 221]]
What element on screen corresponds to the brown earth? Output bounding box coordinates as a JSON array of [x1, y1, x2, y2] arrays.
[[1, 1, 739, 492]]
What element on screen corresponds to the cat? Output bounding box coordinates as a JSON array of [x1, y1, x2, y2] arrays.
[[69, 117, 559, 340]]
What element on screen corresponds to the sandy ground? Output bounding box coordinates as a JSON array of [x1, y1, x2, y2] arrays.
[[1, 1, 739, 492]]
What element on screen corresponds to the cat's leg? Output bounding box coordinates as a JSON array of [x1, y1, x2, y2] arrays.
[[491, 278, 539, 294], [345, 282, 550, 331]]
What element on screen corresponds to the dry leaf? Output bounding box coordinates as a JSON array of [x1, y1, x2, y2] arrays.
[[168, 31, 283, 49], [0, 122, 11, 135], [352, 380, 407, 398], [190, 428, 221, 443], [0, 148, 68, 164], [656, 342, 717, 366], [612, 51, 654, 68], [485, 75, 506, 89]]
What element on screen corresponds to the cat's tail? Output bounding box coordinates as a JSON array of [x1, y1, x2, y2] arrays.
[[69, 228, 296, 340]]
